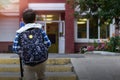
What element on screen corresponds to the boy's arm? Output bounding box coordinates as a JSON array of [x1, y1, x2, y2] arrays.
[[12, 33, 21, 54], [41, 30, 51, 47]]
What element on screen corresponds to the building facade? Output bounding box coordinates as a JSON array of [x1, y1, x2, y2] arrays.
[[19, 0, 75, 53], [0, 0, 118, 53]]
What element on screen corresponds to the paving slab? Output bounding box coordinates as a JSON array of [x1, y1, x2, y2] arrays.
[[71, 54, 120, 80]]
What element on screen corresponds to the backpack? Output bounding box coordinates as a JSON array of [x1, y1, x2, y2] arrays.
[[18, 28, 48, 66]]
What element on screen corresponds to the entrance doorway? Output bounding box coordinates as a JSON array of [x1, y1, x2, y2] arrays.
[[36, 21, 65, 53], [47, 22, 59, 53], [36, 14, 65, 53]]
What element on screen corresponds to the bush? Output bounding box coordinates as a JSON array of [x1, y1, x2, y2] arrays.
[[106, 36, 120, 52]]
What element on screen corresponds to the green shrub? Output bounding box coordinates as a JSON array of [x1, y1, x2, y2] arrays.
[[106, 36, 120, 52]]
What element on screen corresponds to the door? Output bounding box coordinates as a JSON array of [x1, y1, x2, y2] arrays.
[[46, 22, 59, 53], [36, 14, 65, 53]]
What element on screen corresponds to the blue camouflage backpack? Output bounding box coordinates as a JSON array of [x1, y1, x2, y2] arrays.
[[18, 28, 48, 66]]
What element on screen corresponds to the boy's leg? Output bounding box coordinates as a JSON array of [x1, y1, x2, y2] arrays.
[[24, 65, 36, 80], [36, 61, 46, 80]]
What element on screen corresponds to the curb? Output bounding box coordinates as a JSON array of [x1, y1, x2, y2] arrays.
[[85, 51, 120, 56]]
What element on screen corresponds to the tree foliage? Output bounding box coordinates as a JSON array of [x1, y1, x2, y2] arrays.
[[72, 0, 120, 25]]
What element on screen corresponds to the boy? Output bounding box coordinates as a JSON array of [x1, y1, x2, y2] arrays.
[[13, 9, 51, 80]]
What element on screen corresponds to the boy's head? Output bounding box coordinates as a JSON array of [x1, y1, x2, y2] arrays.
[[22, 9, 36, 24]]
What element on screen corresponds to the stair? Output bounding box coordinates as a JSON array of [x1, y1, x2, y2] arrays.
[[0, 54, 77, 80]]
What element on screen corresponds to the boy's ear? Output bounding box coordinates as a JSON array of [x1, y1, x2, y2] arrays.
[[21, 18, 23, 22]]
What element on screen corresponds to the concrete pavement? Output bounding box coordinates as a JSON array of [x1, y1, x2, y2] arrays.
[[71, 54, 120, 80], [1, 52, 120, 80]]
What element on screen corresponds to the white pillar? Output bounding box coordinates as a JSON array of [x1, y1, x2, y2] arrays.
[[59, 22, 65, 54]]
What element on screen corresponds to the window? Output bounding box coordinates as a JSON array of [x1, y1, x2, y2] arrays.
[[77, 19, 87, 38], [0, 17, 19, 41], [0, 0, 19, 16], [75, 16, 111, 43], [100, 23, 110, 39], [89, 17, 98, 39], [36, 14, 59, 21]]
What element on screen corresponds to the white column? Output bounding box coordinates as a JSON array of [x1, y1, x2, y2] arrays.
[[110, 19, 115, 37], [59, 22, 65, 54]]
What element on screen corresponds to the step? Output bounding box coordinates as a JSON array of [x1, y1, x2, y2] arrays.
[[0, 72, 77, 80], [0, 54, 77, 80], [46, 64, 73, 72], [0, 58, 72, 72], [0, 64, 73, 72], [46, 72, 77, 80], [0, 58, 71, 65], [0, 77, 19, 80], [0, 54, 71, 65], [47, 58, 71, 65], [0, 64, 20, 72], [0, 58, 19, 64], [0, 72, 20, 80]]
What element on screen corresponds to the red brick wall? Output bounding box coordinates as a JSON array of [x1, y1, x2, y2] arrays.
[[19, 0, 28, 21], [28, 0, 66, 3], [0, 42, 13, 53], [65, 0, 75, 53], [75, 43, 96, 53], [75, 43, 89, 53]]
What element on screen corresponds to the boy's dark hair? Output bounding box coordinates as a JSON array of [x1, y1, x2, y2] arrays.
[[22, 9, 36, 24]]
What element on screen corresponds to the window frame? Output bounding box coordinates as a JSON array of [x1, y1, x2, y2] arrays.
[[75, 19, 115, 43]]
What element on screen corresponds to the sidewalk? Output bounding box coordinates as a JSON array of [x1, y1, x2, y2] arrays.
[[1, 53, 120, 80], [71, 53, 120, 80]]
